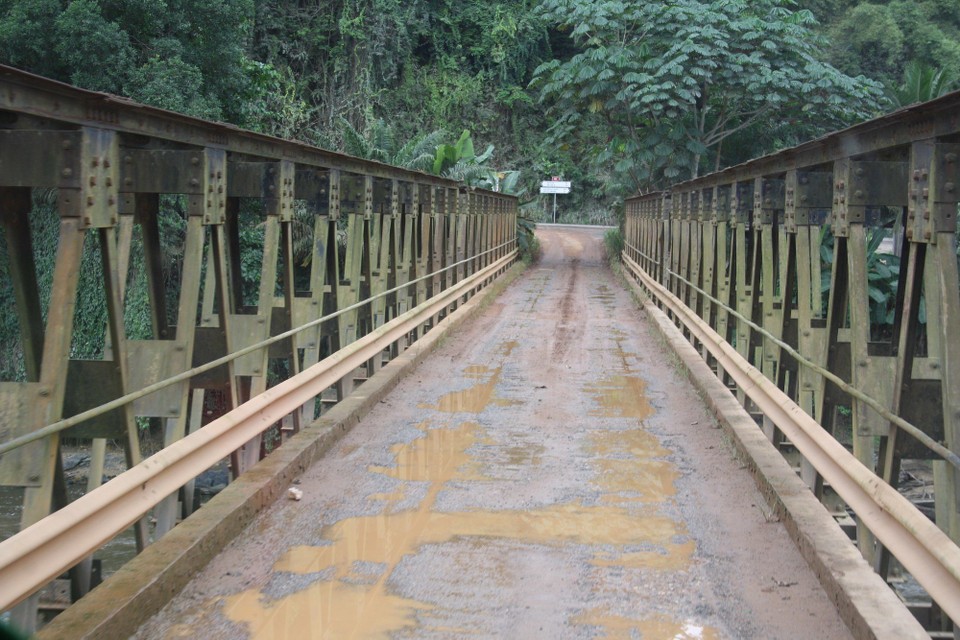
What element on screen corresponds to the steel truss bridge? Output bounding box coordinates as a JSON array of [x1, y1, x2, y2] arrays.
[[0, 65, 955, 639]]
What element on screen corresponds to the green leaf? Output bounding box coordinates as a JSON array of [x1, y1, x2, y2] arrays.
[[454, 130, 475, 161], [868, 286, 887, 304]]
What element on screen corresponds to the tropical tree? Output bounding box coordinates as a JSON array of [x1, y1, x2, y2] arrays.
[[0, 0, 260, 124], [340, 117, 445, 172], [432, 129, 495, 184], [533, 0, 884, 191], [886, 60, 958, 109], [823, 1, 960, 90]]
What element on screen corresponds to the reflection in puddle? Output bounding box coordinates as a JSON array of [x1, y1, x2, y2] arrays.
[[504, 443, 545, 467], [422, 347, 520, 414], [222, 419, 691, 639], [219, 344, 705, 639], [573, 608, 720, 640], [585, 375, 654, 420], [591, 540, 696, 571]]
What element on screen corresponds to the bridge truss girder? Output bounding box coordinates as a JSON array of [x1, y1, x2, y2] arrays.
[[0, 66, 516, 631], [625, 94, 960, 631]]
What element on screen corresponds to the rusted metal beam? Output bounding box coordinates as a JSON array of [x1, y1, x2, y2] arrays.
[[623, 253, 960, 623], [625, 94, 960, 630], [0, 251, 515, 613], [0, 65, 518, 630], [0, 65, 506, 193]]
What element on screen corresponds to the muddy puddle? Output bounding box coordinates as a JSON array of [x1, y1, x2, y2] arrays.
[[420, 343, 520, 414], [220, 419, 690, 638], [573, 608, 720, 640], [591, 284, 618, 309], [216, 354, 711, 639], [422, 365, 517, 413], [584, 374, 655, 421]]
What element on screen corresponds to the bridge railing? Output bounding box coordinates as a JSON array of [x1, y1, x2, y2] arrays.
[[624, 92, 960, 630], [0, 66, 517, 628]]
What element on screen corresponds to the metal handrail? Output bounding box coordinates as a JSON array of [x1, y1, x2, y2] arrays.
[[0, 252, 516, 612], [622, 241, 960, 469], [0, 239, 516, 456], [622, 252, 960, 622]]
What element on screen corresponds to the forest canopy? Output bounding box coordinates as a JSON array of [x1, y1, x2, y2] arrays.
[[0, 0, 955, 378], [0, 0, 956, 207]]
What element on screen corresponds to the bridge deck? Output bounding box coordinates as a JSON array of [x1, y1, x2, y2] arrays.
[[132, 227, 849, 639]]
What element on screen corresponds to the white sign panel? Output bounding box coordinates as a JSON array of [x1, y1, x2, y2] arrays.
[[540, 186, 571, 194], [541, 181, 571, 189]]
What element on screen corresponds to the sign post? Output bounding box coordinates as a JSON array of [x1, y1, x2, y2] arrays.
[[539, 180, 571, 224]]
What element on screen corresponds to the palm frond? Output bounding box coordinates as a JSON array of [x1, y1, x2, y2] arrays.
[[290, 201, 318, 267], [888, 61, 958, 109], [339, 116, 371, 159], [445, 160, 494, 187], [369, 119, 395, 164], [395, 129, 445, 171]]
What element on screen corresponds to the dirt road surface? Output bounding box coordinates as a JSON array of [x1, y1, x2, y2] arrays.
[[134, 225, 852, 639]]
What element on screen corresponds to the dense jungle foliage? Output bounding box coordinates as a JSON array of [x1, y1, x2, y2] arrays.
[[2, 0, 956, 211], [0, 0, 956, 378]]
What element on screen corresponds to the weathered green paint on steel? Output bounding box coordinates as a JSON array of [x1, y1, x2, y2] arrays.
[[0, 65, 519, 629], [625, 91, 960, 625]]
